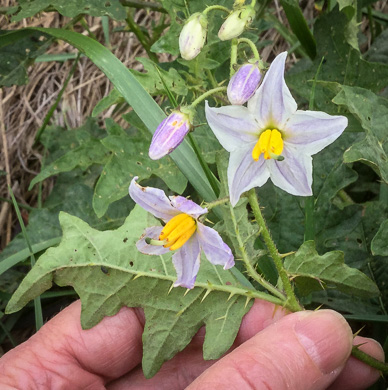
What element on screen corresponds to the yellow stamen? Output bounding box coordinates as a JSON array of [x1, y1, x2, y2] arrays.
[[159, 213, 197, 251], [159, 214, 189, 239], [252, 129, 284, 161], [169, 225, 197, 251]]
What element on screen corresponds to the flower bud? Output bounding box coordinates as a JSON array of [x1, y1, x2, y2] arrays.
[[218, 6, 255, 41], [227, 62, 262, 105], [149, 110, 192, 160], [179, 13, 208, 61]]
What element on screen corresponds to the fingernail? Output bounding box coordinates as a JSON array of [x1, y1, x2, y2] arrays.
[[295, 310, 353, 374]]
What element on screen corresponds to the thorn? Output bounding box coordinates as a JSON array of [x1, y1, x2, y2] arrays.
[[167, 283, 175, 295], [314, 304, 323, 311], [227, 292, 235, 301], [205, 218, 214, 225], [353, 326, 365, 338], [279, 251, 295, 258], [176, 309, 184, 317], [184, 288, 191, 296], [201, 289, 212, 302], [133, 273, 143, 280], [244, 296, 252, 308], [215, 315, 226, 321]]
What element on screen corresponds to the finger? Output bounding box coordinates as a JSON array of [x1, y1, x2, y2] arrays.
[[0, 300, 145, 388], [328, 336, 385, 390], [107, 300, 289, 389], [187, 310, 353, 390]]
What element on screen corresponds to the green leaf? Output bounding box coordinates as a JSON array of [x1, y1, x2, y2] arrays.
[[93, 121, 187, 217], [278, 0, 316, 59], [287, 9, 388, 114], [284, 241, 380, 298], [0, 28, 218, 203], [131, 58, 188, 96], [371, 219, 388, 256], [337, 0, 358, 50], [365, 29, 388, 64], [12, 0, 126, 21], [6, 205, 261, 378], [0, 30, 48, 87], [92, 88, 124, 117], [332, 86, 388, 184]]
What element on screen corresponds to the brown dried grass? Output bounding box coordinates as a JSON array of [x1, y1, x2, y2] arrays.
[[0, 5, 163, 251]]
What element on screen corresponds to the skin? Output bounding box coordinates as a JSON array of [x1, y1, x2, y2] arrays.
[[0, 299, 384, 390]]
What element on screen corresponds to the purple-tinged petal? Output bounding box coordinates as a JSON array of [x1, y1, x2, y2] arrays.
[[227, 63, 262, 105], [284, 110, 348, 155], [248, 52, 297, 128], [228, 143, 270, 206], [196, 223, 234, 269], [149, 111, 191, 160], [172, 235, 201, 289], [169, 195, 207, 219], [205, 101, 259, 152], [267, 145, 312, 196], [136, 226, 170, 255], [129, 177, 178, 221]]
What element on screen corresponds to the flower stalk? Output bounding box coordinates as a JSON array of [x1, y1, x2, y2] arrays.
[[230, 38, 238, 77], [237, 37, 260, 61], [189, 86, 227, 109], [247, 189, 303, 312], [202, 5, 231, 15]]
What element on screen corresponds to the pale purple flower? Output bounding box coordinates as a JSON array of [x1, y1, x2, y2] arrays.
[[129, 177, 234, 289], [205, 52, 348, 206], [227, 63, 262, 105], [149, 110, 191, 160]]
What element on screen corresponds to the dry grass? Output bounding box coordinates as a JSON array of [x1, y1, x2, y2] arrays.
[[0, 4, 163, 251]]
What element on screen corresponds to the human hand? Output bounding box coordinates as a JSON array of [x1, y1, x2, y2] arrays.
[[0, 299, 384, 390]]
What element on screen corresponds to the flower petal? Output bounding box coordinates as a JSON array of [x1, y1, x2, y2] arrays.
[[228, 143, 270, 206], [205, 101, 259, 152], [197, 223, 234, 269], [172, 235, 201, 289], [129, 177, 178, 221], [267, 145, 312, 196], [284, 110, 348, 155], [248, 51, 297, 128], [136, 226, 170, 255], [169, 195, 207, 218]]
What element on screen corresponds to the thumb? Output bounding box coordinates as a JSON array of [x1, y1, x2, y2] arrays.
[[187, 310, 353, 390]]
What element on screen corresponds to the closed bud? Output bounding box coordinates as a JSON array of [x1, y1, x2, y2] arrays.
[[179, 13, 208, 61], [227, 62, 262, 105], [218, 6, 255, 41], [149, 110, 192, 160]]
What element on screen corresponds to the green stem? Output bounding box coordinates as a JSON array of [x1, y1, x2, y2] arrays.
[[247, 189, 303, 311], [187, 133, 220, 197], [204, 196, 230, 210], [206, 68, 218, 89], [203, 5, 231, 15], [227, 201, 287, 302], [230, 39, 238, 77], [237, 37, 260, 61], [120, 0, 167, 13], [351, 346, 388, 374], [8, 186, 43, 331], [126, 11, 158, 62], [304, 197, 314, 241], [250, 0, 257, 7], [189, 86, 227, 108]]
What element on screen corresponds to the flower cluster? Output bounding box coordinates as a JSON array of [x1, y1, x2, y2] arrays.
[[205, 52, 348, 205]]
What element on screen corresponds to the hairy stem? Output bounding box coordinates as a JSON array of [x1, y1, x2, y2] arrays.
[[351, 346, 388, 374], [247, 189, 303, 311], [203, 5, 231, 15], [237, 37, 260, 60], [189, 86, 227, 108]]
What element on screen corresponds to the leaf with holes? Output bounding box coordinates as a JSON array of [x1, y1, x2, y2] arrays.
[[12, 0, 126, 21], [5, 205, 272, 378], [284, 241, 380, 298], [332, 85, 388, 184]]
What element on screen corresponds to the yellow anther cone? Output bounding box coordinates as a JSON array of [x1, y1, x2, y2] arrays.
[[160, 213, 197, 250], [159, 214, 189, 239], [252, 129, 283, 161]]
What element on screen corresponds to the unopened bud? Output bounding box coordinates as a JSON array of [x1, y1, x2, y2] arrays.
[[149, 110, 192, 160], [218, 6, 255, 41], [179, 13, 208, 60], [227, 62, 262, 105]]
